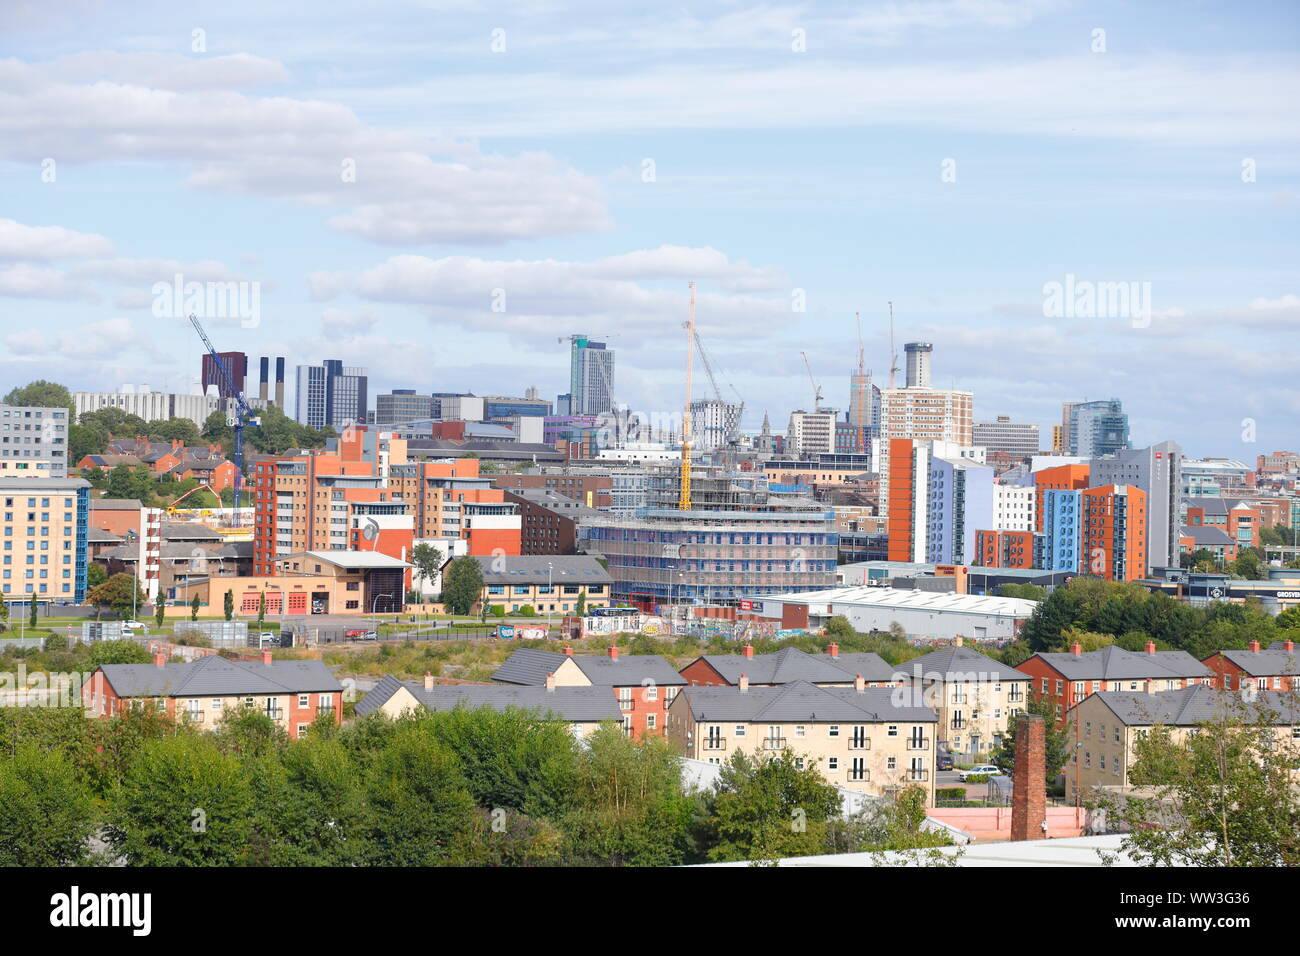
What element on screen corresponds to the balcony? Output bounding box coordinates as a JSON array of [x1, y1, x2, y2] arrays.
[[951, 719, 966, 730], [907, 769, 930, 782], [906, 738, 931, 750], [182, 710, 205, 722], [761, 737, 788, 751], [848, 737, 871, 750], [264, 708, 284, 721], [703, 737, 727, 751]]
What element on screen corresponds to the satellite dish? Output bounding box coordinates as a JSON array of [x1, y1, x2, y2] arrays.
[[362, 518, 380, 542]]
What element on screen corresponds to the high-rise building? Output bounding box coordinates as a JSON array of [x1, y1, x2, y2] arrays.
[[0, 477, 90, 603], [1033, 463, 1091, 532], [1081, 484, 1148, 582], [691, 398, 743, 450], [1063, 399, 1129, 457], [295, 360, 368, 428], [1037, 488, 1082, 571], [786, 410, 836, 458], [849, 371, 880, 430], [0, 405, 69, 478], [925, 455, 994, 565], [974, 415, 1040, 459], [993, 483, 1036, 532], [201, 351, 247, 400], [375, 390, 436, 425], [904, 342, 933, 388], [1090, 441, 1182, 571], [569, 335, 614, 415]]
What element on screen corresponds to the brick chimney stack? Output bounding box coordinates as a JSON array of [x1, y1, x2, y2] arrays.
[[607, 645, 619, 661], [424, 672, 434, 690], [262, 649, 273, 666], [743, 643, 754, 659], [1144, 641, 1156, 655], [739, 673, 749, 693], [1070, 641, 1082, 656], [1285, 639, 1295, 653], [1010, 713, 1047, 842], [827, 642, 839, 658], [1249, 640, 1261, 653], [562, 644, 573, 656], [153, 650, 166, 668]]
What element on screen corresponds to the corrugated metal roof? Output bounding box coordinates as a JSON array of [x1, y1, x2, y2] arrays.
[[760, 586, 1039, 617]]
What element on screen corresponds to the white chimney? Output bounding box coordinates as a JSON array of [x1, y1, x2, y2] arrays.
[[854, 673, 865, 693], [545, 672, 556, 692], [424, 672, 434, 691], [739, 673, 749, 693]]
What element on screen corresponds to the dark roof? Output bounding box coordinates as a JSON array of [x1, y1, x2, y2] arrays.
[[694, 646, 896, 685], [678, 680, 937, 723], [86, 527, 123, 543], [1090, 685, 1300, 726], [902, 645, 1033, 683], [1180, 524, 1234, 546], [355, 675, 621, 722], [97, 655, 342, 697], [492, 647, 685, 687], [1035, 646, 1212, 681], [466, 554, 611, 587], [162, 521, 223, 541], [1217, 646, 1300, 677]]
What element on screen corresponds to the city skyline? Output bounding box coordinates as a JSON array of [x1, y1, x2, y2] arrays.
[[1, 1, 1297, 459]]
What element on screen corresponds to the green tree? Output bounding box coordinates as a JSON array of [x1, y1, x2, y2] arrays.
[[410, 543, 443, 595], [3, 380, 75, 416], [107, 735, 253, 866], [87, 573, 144, 620], [576, 589, 587, 616], [699, 749, 842, 863], [190, 593, 201, 621], [1095, 699, 1300, 866], [0, 748, 97, 866], [29, 597, 37, 630], [223, 589, 234, 621], [88, 638, 154, 667], [990, 699, 1071, 787], [362, 722, 476, 865], [257, 591, 266, 626], [825, 785, 957, 861], [86, 562, 107, 589], [1231, 548, 1264, 580], [443, 556, 485, 615], [69, 422, 107, 463], [560, 723, 695, 866], [145, 417, 200, 444], [154, 595, 166, 628]]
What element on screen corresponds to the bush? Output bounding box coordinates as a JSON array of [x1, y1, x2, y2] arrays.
[[517, 605, 537, 618], [964, 773, 992, 783], [489, 606, 506, 618], [935, 787, 967, 801]]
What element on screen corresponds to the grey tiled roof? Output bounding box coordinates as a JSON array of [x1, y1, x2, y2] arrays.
[[901, 645, 1033, 683], [679, 680, 937, 723], [694, 646, 895, 685], [355, 674, 621, 722], [99, 655, 342, 697], [492, 648, 685, 687], [1218, 647, 1300, 677], [1180, 524, 1234, 546], [1092, 685, 1300, 726], [1035, 646, 1212, 681]]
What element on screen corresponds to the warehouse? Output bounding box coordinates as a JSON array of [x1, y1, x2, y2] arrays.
[[751, 586, 1039, 642]]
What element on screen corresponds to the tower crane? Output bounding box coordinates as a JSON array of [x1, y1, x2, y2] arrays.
[[188, 313, 260, 524], [801, 351, 823, 411], [692, 329, 745, 446], [678, 282, 695, 511], [888, 301, 900, 389]]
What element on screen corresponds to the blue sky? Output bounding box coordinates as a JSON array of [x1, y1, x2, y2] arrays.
[[1, 0, 1297, 457]]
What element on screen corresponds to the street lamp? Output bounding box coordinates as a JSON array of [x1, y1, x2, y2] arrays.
[[547, 561, 554, 638], [372, 592, 394, 638]]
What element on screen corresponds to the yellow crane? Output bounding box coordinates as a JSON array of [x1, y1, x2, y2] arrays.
[[678, 281, 695, 511]]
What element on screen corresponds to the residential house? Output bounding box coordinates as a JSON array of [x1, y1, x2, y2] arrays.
[[679, 643, 898, 688], [84, 650, 343, 739], [667, 678, 938, 802], [354, 672, 620, 738], [492, 645, 685, 739], [1065, 685, 1300, 803], [1202, 639, 1299, 692], [1018, 642, 1215, 721], [463, 554, 611, 616], [896, 641, 1032, 758]]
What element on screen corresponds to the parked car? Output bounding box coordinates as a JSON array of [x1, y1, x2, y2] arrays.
[[346, 628, 379, 642], [957, 764, 1002, 781], [120, 621, 147, 633], [936, 754, 954, 771]]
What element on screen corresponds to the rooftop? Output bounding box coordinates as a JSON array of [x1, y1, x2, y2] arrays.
[[355, 674, 621, 723]]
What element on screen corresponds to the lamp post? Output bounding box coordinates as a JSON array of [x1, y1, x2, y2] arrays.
[[547, 561, 554, 638], [372, 592, 394, 639]]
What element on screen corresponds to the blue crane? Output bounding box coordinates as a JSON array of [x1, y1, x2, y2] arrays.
[[188, 313, 260, 519]]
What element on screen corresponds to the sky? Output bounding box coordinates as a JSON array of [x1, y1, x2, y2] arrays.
[[0, 0, 1297, 458]]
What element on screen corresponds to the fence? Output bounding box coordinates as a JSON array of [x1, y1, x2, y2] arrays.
[[0, 637, 46, 651]]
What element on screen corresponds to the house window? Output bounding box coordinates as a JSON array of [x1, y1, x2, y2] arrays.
[[298, 694, 310, 708], [734, 725, 746, 737], [645, 714, 656, 731], [886, 756, 896, 770], [828, 725, 840, 737], [827, 757, 838, 771], [887, 724, 898, 737], [795, 725, 806, 738]]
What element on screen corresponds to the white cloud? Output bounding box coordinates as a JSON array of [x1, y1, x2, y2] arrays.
[[55, 317, 138, 358], [0, 263, 97, 300], [321, 307, 379, 335], [0, 55, 610, 246], [0, 218, 114, 260]]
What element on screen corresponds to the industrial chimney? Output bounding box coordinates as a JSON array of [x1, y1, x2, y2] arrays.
[[259, 357, 269, 402], [1010, 713, 1047, 841]]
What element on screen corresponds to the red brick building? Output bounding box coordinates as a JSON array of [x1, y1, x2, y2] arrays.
[[1202, 639, 1298, 692]]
